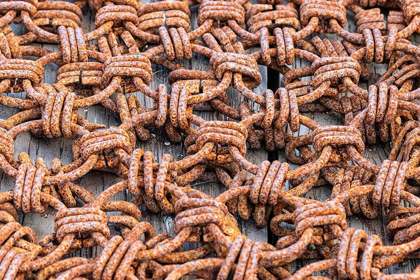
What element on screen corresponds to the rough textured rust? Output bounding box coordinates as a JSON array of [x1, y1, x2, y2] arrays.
[[1, 0, 420, 279]]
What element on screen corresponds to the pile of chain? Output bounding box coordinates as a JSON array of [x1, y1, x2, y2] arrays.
[[3, 0, 420, 278]]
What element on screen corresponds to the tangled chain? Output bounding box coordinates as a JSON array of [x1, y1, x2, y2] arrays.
[[3, 0, 420, 279]]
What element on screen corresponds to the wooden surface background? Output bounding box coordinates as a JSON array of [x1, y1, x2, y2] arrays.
[[3, 0, 419, 275]]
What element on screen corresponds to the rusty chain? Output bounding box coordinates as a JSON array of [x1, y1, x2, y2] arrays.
[[2, 0, 420, 279]]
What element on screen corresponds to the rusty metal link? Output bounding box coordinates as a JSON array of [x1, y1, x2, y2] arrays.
[[92, 222, 153, 280], [22, 1, 84, 44], [240, 88, 295, 152], [355, 8, 386, 34], [36, 258, 90, 280], [351, 6, 398, 63], [300, 0, 347, 33], [73, 127, 135, 173], [117, 94, 152, 142], [285, 134, 313, 165], [0, 28, 22, 59], [331, 37, 372, 80], [312, 125, 365, 159], [137, 1, 190, 35], [324, 166, 378, 218], [0, 0, 37, 28], [102, 54, 152, 88], [210, 52, 262, 89], [173, 192, 241, 242], [343, 81, 420, 145], [0, 221, 41, 279], [54, 207, 110, 241], [359, 0, 387, 7], [128, 149, 175, 214], [192, 121, 248, 163], [274, 87, 300, 132], [388, 206, 420, 245], [272, 27, 295, 66], [0, 59, 44, 87], [40, 84, 77, 139], [185, 134, 232, 167], [203, 27, 237, 53], [389, 10, 407, 31], [0, 201, 18, 225], [49, 158, 95, 208], [159, 27, 192, 61], [312, 56, 362, 95], [380, 55, 420, 86], [58, 26, 87, 64], [35, 1, 82, 30], [372, 160, 409, 209], [246, 3, 299, 66], [387, 120, 420, 163], [56, 62, 103, 88], [399, 130, 420, 180], [246, 3, 300, 34], [215, 236, 262, 280], [198, 1, 245, 28], [13, 153, 49, 214], [367, 83, 399, 125], [169, 75, 233, 134], [341, 94, 388, 144], [360, 27, 394, 64], [169, 83, 196, 134], [95, 3, 138, 29], [174, 198, 228, 235], [402, 0, 420, 34], [336, 228, 382, 280], [294, 200, 347, 237], [238, 101, 270, 150], [0, 127, 15, 162], [250, 160, 289, 206]]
